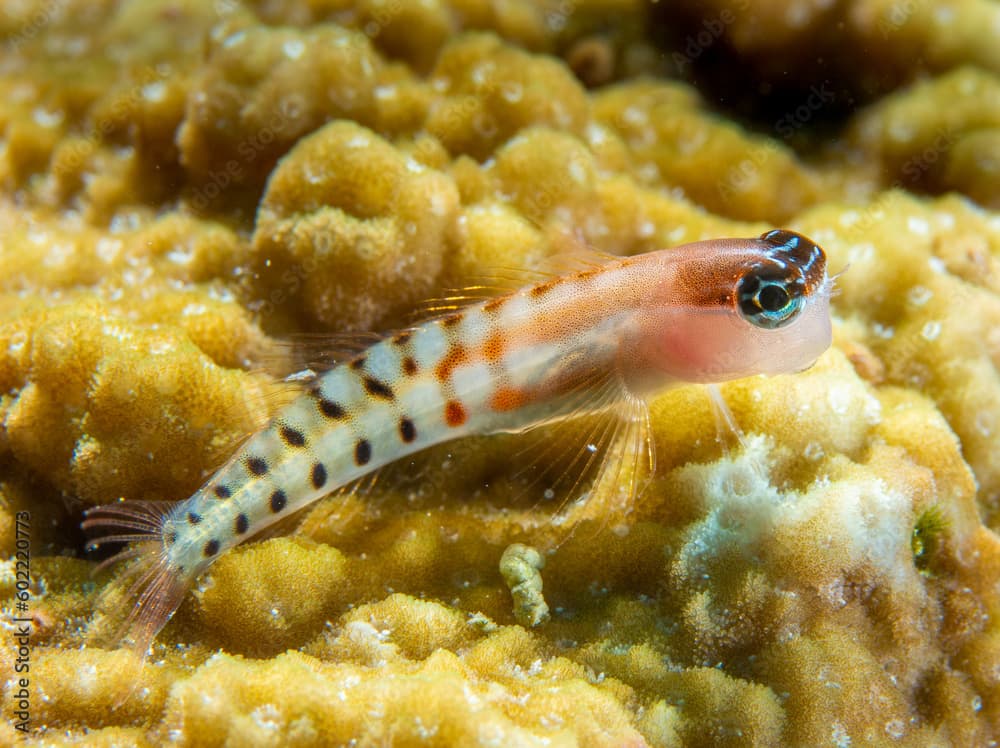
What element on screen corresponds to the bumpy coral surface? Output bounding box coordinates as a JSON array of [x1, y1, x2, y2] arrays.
[[0, 1, 998, 746]]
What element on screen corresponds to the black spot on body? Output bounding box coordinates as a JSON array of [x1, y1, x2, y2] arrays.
[[204, 539, 220, 557], [188, 512, 202, 525], [270, 489, 287, 513], [247, 456, 268, 476], [355, 439, 372, 465], [213, 484, 231, 499], [319, 398, 346, 419], [311, 462, 327, 489], [363, 376, 394, 400], [235, 513, 249, 535], [402, 356, 418, 376], [280, 425, 306, 447], [167, 531, 178, 545], [399, 417, 416, 443]]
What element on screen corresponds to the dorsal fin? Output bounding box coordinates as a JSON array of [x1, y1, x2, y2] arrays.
[[251, 331, 385, 380], [413, 217, 623, 321]]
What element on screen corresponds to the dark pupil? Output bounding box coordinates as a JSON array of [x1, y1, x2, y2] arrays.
[[758, 284, 789, 312]]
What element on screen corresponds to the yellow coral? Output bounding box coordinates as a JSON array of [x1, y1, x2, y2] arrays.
[[0, 0, 998, 745], [251, 121, 459, 331], [846, 68, 1000, 205]]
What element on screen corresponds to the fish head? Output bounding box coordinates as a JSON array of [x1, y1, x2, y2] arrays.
[[627, 230, 834, 388]]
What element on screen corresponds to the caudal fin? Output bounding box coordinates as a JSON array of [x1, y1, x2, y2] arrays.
[[82, 501, 189, 659]]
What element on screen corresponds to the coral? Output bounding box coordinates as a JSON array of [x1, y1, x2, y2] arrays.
[[500, 544, 550, 627], [250, 120, 460, 332], [651, 0, 1000, 104], [177, 23, 392, 213], [845, 68, 1000, 207], [592, 80, 828, 223], [0, 0, 998, 745]]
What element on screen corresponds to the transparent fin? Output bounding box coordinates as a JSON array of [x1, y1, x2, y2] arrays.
[[250, 331, 384, 381], [416, 223, 623, 322], [538, 221, 622, 275], [705, 383, 748, 454], [497, 370, 654, 543], [82, 500, 191, 709], [294, 469, 387, 546], [704, 383, 768, 485], [408, 286, 516, 320], [555, 390, 654, 543]]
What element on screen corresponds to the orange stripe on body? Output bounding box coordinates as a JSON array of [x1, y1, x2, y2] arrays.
[[490, 386, 528, 412], [436, 344, 469, 381], [482, 333, 505, 362], [444, 399, 468, 426]]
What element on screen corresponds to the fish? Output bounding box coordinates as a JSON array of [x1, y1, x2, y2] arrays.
[[83, 228, 833, 658]]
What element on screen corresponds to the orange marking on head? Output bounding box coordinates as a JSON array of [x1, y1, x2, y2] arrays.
[[444, 399, 467, 427], [490, 386, 527, 412], [483, 333, 505, 362], [435, 344, 468, 381]]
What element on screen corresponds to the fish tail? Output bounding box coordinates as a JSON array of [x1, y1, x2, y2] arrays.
[[82, 501, 190, 658]]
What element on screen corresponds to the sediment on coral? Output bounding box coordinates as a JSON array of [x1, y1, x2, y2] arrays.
[[0, 1, 998, 745]]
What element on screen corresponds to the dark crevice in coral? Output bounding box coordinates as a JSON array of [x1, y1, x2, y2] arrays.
[[646, 2, 906, 144]]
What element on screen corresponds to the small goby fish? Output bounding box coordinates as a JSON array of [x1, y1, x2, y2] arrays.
[[84, 229, 832, 655]]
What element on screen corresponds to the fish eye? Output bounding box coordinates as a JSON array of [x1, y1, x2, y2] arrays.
[[737, 271, 804, 329]]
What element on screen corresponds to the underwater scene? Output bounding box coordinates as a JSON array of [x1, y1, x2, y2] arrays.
[[0, 0, 999, 745]]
